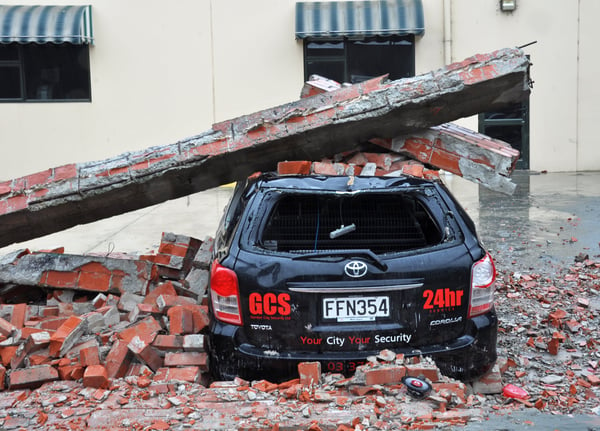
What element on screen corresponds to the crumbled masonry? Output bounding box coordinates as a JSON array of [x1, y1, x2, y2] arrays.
[[0, 47, 531, 247], [0, 229, 597, 429]]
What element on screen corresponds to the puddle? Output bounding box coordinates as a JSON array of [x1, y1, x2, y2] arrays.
[[445, 171, 600, 274]]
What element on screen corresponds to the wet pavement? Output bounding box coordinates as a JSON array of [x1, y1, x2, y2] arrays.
[[445, 170, 600, 274]]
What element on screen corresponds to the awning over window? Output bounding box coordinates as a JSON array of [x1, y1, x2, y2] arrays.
[[295, 0, 424, 39], [0, 5, 93, 44]]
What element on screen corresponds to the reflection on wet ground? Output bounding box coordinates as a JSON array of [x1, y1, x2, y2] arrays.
[[445, 170, 600, 274]]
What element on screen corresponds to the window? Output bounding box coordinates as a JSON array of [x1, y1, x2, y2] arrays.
[[304, 35, 415, 84], [0, 43, 90, 102]]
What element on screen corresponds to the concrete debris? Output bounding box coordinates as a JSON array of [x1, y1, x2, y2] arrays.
[[0, 231, 596, 429], [302, 76, 521, 194], [0, 47, 531, 248]]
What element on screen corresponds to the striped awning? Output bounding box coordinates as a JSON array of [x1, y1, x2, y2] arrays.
[[295, 0, 424, 39], [0, 5, 93, 44]]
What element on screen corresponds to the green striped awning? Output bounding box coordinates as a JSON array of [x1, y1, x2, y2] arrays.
[[295, 0, 424, 39], [0, 5, 93, 44]]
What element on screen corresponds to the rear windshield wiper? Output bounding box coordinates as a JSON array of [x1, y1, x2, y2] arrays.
[[291, 249, 388, 272]]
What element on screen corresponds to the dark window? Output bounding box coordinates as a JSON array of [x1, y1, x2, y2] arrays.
[[0, 43, 90, 102], [479, 101, 530, 169], [304, 35, 415, 84], [261, 193, 441, 254]]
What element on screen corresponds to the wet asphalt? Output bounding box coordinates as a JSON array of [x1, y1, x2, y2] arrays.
[[446, 170, 600, 274]]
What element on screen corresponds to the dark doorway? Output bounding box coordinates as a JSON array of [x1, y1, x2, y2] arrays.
[[478, 99, 530, 169]]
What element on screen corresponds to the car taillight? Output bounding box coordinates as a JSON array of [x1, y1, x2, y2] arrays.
[[210, 261, 242, 325], [468, 252, 496, 318]]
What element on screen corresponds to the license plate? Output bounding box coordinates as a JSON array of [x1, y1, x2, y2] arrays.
[[323, 296, 390, 322]]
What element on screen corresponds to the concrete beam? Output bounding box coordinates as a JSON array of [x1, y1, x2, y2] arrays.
[[0, 48, 531, 247]]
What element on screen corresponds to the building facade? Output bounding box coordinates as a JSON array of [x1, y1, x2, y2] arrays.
[[1, 0, 598, 181]]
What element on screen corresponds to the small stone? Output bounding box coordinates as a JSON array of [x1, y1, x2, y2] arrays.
[[540, 374, 563, 385]]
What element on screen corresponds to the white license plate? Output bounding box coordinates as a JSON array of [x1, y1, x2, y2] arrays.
[[323, 296, 390, 322]]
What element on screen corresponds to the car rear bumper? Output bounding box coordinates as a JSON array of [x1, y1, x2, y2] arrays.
[[208, 308, 497, 383]]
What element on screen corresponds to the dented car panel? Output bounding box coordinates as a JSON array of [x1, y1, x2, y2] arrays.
[[207, 173, 497, 382]]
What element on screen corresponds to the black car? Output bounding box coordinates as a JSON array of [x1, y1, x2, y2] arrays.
[[207, 173, 497, 382]]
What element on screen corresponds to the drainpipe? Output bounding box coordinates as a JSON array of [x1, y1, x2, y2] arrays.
[[443, 0, 452, 65]]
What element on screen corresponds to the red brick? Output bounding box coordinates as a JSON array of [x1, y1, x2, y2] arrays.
[[11, 303, 28, 328], [405, 363, 441, 382], [156, 294, 196, 312], [28, 354, 51, 366], [433, 382, 467, 404], [49, 315, 85, 357], [53, 164, 78, 181], [83, 365, 109, 389], [77, 262, 112, 292], [298, 362, 321, 386], [0, 346, 17, 367], [158, 243, 189, 258], [0, 316, 17, 337], [401, 163, 425, 178], [8, 365, 58, 390], [0, 181, 10, 196], [364, 365, 407, 386], [117, 316, 161, 344], [547, 337, 560, 355], [164, 352, 208, 370], [80, 345, 100, 366], [24, 169, 52, 188], [364, 153, 393, 170], [587, 374, 600, 386], [153, 334, 183, 351], [104, 340, 132, 379], [40, 317, 69, 331], [0, 365, 5, 390], [153, 366, 200, 384], [24, 331, 51, 353], [168, 306, 195, 335], [128, 336, 163, 372], [143, 282, 178, 306], [277, 161, 312, 175], [41, 270, 79, 288], [58, 364, 84, 380], [312, 161, 343, 175]]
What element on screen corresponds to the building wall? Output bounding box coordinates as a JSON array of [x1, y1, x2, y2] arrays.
[[0, 0, 598, 180]]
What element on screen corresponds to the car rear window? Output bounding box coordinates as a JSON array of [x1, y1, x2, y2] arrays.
[[260, 193, 442, 254]]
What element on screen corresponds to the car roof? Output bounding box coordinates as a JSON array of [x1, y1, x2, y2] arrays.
[[253, 173, 438, 193]]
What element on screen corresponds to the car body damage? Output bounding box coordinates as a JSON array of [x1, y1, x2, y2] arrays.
[[207, 173, 498, 382]]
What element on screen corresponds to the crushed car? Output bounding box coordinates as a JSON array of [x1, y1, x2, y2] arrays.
[[207, 172, 498, 382]]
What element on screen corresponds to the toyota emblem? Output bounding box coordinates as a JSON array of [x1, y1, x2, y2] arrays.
[[344, 260, 368, 278]]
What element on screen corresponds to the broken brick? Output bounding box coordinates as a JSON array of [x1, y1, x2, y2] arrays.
[[163, 352, 208, 370], [8, 364, 58, 390], [363, 365, 407, 386], [298, 362, 321, 386], [83, 364, 109, 389], [49, 315, 86, 357], [117, 316, 161, 344], [104, 339, 132, 379], [128, 335, 163, 372]]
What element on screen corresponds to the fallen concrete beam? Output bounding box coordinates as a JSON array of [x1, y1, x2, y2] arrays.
[[372, 123, 520, 194], [303, 75, 521, 194], [0, 48, 531, 247]]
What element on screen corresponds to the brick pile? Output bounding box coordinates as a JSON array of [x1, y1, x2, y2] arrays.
[[277, 151, 439, 180], [0, 233, 598, 428], [0, 232, 214, 392]]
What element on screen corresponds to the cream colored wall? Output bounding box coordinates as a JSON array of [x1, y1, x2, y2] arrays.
[[0, 0, 215, 179], [577, 0, 600, 171], [1, 0, 599, 181], [211, 0, 304, 121], [448, 0, 580, 172]]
